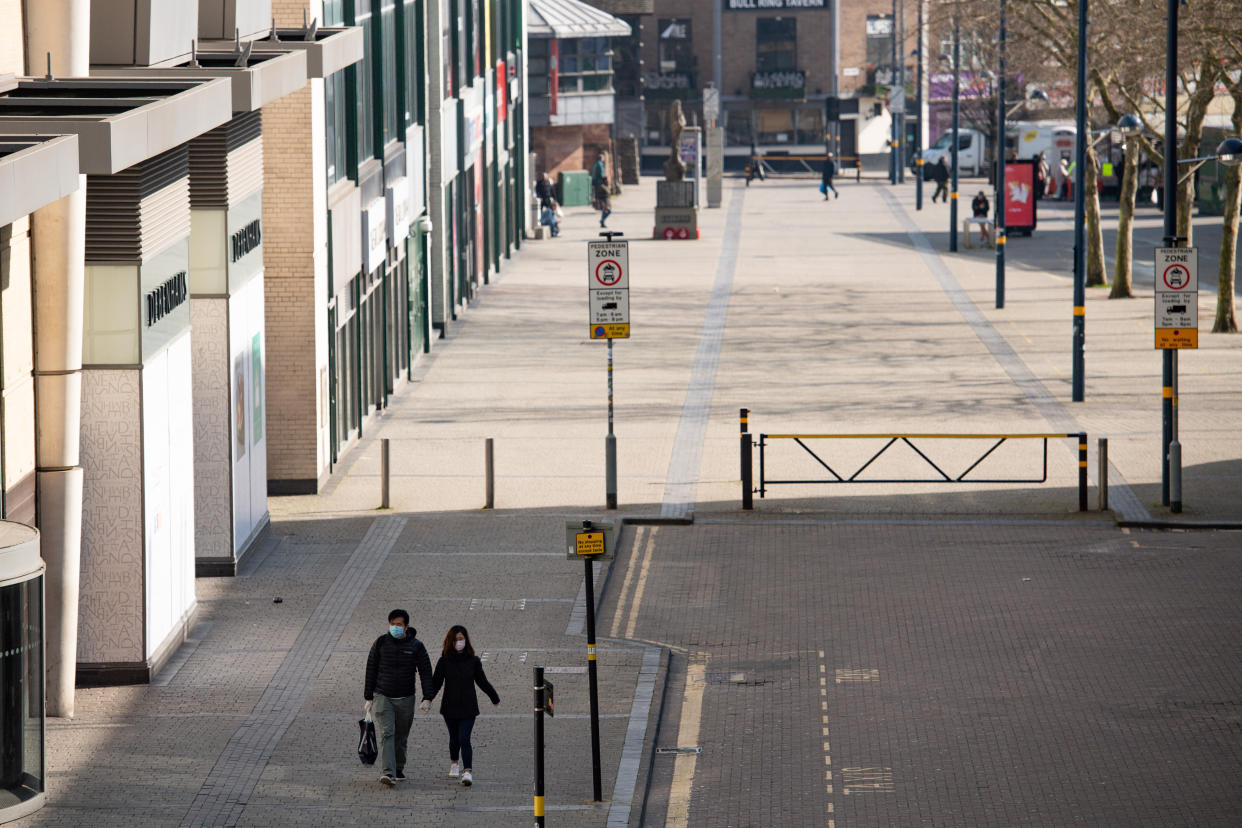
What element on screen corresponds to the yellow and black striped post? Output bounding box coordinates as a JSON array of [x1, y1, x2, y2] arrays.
[[740, 408, 753, 510], [583, 549, 603, 801], [1077, 432, 1088, 512], [533, 665, 545, 827]]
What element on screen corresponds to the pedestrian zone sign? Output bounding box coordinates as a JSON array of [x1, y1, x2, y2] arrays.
[[588, 240, 630, 339], [1154, 247, 1198, 349]]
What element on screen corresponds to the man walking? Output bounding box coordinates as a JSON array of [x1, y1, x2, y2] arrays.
[[364, 609, 433, 787], [821, 151, 839, 200], [590, 151, 611, 228], [930, 156, 950, 203]]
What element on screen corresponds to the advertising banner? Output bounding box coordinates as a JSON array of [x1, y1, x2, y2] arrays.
[[1004, 159, 1037, 234]]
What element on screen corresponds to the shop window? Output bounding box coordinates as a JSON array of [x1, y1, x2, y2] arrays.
[[381, 2, 399, 145], [0, 575, 44, 810], [756, 108, 794, 144], [724, 105, 753, 147], [353, 3, 377, 166], [755, 18, 796, 73], [867, 15, 893, 77], [402, 0, 421, 125], [528, 38, 549, 97], [556, 38, 614, 94], [657, 19, 693, 74], [323, 0, 345, 25], [442, 0, 454, 97], [325, 70, 349, 185], [795, 108, 824, 145]]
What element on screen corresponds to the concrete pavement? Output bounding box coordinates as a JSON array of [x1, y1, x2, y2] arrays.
[[21, 171, 1241, 826]]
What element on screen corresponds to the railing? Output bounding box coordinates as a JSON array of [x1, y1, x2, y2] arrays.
[[738, 409, 1089, 511], [746, 154, 863, 182]]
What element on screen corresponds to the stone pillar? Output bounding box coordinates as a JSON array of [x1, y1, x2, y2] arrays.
[[24, 0, 90, 718]]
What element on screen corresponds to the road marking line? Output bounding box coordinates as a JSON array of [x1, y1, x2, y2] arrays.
[[609, 527, 646, 638], [819, 649, 835, 821], [666, 659, 707, 828], [624, 527, 659, 640]]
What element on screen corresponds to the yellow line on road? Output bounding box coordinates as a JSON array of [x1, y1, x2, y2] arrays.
[[609, 526, 646, 639], [624, 527, 659, 641], [666, 659, 707, 828]]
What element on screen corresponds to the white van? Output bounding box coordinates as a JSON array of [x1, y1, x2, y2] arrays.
[[919, 128, 987, 176], [1009, 121, 1076, 162]]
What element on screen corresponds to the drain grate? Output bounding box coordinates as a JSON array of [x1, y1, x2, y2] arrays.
[[656, 746, 702, 755], [469, 598, 527, 611], [705, 671, 771, 686]]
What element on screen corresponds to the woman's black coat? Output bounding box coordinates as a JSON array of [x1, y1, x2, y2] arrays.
[[426, 651, 500, 718]]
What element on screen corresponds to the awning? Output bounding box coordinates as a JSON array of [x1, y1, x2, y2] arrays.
[[528, 0, 631, 39], [0, 133, 79, 225], [0, 77, 232, 174]]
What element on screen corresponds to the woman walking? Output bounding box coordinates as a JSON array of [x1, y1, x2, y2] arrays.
[[424, 625, 500, 787]]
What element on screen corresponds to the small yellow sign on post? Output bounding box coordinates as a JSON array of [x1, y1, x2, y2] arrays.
[[575, 531, 606, 556], [1155, 328, 1198, 349], [589, 323, 630, 339]]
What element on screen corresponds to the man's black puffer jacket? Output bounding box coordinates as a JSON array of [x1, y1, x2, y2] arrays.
[[425, 651, 500, 718], [364, 629, 433, 700]]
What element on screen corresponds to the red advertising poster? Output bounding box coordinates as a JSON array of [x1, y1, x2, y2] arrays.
[[1004, 160, 1037, 233], [496, 59, 507, 122]]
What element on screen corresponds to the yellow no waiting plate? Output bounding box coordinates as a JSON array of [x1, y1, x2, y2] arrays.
[[1155, 328, 1198, 349], [575, 532, 606, 556], [590, 324, 630, 339]]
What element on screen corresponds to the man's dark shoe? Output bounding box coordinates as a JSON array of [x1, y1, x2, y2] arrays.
[[396, 770, 406, 780]]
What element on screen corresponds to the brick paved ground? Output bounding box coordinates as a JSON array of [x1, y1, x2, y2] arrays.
[[619, 520, 1242, 827], [19, 173, 1240, 826]]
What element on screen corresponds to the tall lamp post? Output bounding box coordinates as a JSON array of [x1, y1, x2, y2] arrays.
[[915, 0, 924, 209], [994, 0, 1006, 309], [949, 16, 960, 252], [1071, 0, 1088, 402]]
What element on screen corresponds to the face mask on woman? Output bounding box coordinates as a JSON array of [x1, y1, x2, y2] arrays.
[[455, 639, 466, 652]]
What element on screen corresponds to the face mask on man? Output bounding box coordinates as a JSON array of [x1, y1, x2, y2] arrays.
[[455, 639, 466, 652], [389, 625, 405, 638]]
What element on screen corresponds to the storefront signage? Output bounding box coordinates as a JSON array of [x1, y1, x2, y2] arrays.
[[751, 70, 807, 99], [361, 198, 387, 273], [386, 179, 413, 243], [726, 0, 825, 9], [146, 271, 188, 327], [496, 59, 508, 122], [226, 190, 264, 293], [464, 83, 485, 158], [140, 238, 191, 361], [643, 72, 696, 99]]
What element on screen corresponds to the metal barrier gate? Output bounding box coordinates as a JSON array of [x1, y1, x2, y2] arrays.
[[739, 409, 1089, 511]]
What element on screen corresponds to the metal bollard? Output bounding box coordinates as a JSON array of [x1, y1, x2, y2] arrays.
[[1170, 441, 1182, 514], [740, 408, 753, 510], [1077, 433, 1088, 512], [484, 437, 494, 509], [1097, 437, 1108, 512], [380, 438, 390, 509], [533, 666, 545, 827]]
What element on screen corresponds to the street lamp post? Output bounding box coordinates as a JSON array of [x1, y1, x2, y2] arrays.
[[1071, 0, 1088, 402], [949, 16, 960, 252], [1161, 0, 1177, 506], [915, 0, 924, 209], [995, 0, 1006, 309]]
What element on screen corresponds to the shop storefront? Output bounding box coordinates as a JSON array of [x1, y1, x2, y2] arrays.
[[0, 522, 44, 823]]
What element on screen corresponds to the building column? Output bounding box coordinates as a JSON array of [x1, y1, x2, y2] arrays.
[[24, 0, 90, 719]]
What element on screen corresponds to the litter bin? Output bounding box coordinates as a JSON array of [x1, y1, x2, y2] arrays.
[[557, 171, 591, 207]]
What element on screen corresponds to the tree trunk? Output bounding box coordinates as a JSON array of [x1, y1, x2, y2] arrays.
[[1213, 149, 1240, 332], [1176, 83, 1215, 247], [1085, 144, 1106, 286], [1111, 140, 1139, 298]]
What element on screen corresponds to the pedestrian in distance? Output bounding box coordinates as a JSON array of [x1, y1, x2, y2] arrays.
[[363, 609, 433, 787], [1034, 151, 1049, 200], [590, 151, 612, 228], [746, 139, 766, 186], [423, 625, 500, 788], [535, 171, 559, 238], [820, 151, 839, 200], [930, 156, 950, 203], [971, 190, 991, 244]]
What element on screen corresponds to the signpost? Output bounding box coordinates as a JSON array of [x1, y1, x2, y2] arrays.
[[1154, 246, 1197, 514], [1154, 247, 1198, 348], [589, 235, 629, 510], [566, 519, 614, 802]]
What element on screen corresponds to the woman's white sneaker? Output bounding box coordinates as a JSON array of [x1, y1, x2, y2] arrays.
[[449, 762, 461, 778], [461, 770, 473, 787]]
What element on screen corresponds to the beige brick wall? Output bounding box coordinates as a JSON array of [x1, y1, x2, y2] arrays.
[[262, 83, 323, 486], [0, 0, 23, 75]]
